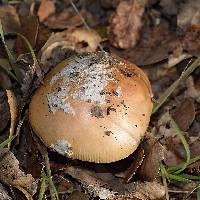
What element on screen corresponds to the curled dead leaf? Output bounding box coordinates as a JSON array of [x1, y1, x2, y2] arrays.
[[178, 0, 200, 30], [173, 98, 195, 131], [0, 5, 20, 33], [108, 181, 165, 200], [108, 0, 147, 49], [37, 0, 56, 23], [40, 28, 101, 67], [0, 182, 12, 200], [0, 90, 10, 132], [137, 134, 165, 181], [65, 166, 115, 199], [6, 90, 18, 149], [0, 148, 34, 188]]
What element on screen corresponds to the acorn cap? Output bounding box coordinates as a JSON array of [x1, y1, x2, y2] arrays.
[[29, 52, 153, 163]]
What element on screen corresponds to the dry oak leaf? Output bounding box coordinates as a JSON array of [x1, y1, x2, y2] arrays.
[[40, 28, 101, 67], [137, 134, 165, 181], [0, 148, 34, 188], [108, 0, 147, 49], [108, 181, 165, 200], [0, 5, 20, 33], [173, 98, 195, 131], [37, 0, 56, 23]]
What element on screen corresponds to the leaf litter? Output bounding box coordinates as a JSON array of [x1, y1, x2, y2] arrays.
[[1, 0, 200, 199]]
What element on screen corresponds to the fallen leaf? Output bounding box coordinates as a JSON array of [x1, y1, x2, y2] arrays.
[[108, 181, 165, 200], [0, 182, 12, 200], [37, 0, 56, 23], [178, 0, 200, 30], [182, 25, 200, 56], [6, 90, 18, 149], [0, 5, 20, 33], [133, 181, 165, 199], [108, 0, 147, 49], [64, 166, 116, 199], [173, 98, 196, 131], [124, 146, 145, 183], [0, 89, 10, 133], [185, 76, 200, 102], [137, 134, 165, 181], [0, 148, 34, 188], [67, 190, 89, 200], [15, 15, 39, 56], [40, 28, 101, 68]]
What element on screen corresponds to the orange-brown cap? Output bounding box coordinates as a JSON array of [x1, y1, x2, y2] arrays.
[[29, 52, 153, 163]]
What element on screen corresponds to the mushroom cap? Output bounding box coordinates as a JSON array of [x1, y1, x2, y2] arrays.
[[29, 52, 153, 163]]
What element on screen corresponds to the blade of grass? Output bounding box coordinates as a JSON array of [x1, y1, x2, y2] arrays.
[[152, 57, 200, 114], [170, 116, 190, 174], [39, 167, 48, 200], [167, 173, 191, 183], [160, 163, 170, 200], [0, 135, 16, 149], [167, 155, 200, 173], [44, 151, 59, 200], [180, 174, 200, 181]]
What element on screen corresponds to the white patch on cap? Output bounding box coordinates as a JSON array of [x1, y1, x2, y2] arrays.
[[47, 91, 75, 115], [47, 52, 119, 114], [50, 140, 73, 157]]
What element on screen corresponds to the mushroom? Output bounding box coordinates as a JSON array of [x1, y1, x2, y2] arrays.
[[29, 52, 153, 163]]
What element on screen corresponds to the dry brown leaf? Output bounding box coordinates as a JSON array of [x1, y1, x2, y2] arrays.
[[124, 146, 145, 183], [65, 166, 116, 199], [0, 5, 20, 33], [67, 190, 89, 200], [6, 90, 18, 149], [15, 15, 39, 56], [137, 134, 165, 181], [0, 183, 12, 200], [173, 98, 195, 131], [107, 192, 147, 200], [0, 90, 10, 133], [37, 0, 56, 23], [182, 25, 200, 56], [108, 0, 147, 49], [0, 148, 34, 188], [43, 7, 82, 30], [40, 28, 101, 67], [185, 76, 200, 102], [108, 182, 165, 200], [178, 0, 200, 30], [133, 181, 165, 199]]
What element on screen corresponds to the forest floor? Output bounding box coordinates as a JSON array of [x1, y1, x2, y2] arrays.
[[1, 0, 200, 199]]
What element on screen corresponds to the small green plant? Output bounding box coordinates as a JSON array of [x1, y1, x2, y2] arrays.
[[0, 20, 39, 82], [38, 153, 59, 200], [160, 115, 200, 200]]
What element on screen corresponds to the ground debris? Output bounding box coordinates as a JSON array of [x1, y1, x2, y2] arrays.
[[172, 98, 196, 131], [0, 5, 20, 33], [0, 148, 34, 189], [108, 0, 147, 49], [137, 134, 165, 181], [0, 182, 12, 200]]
